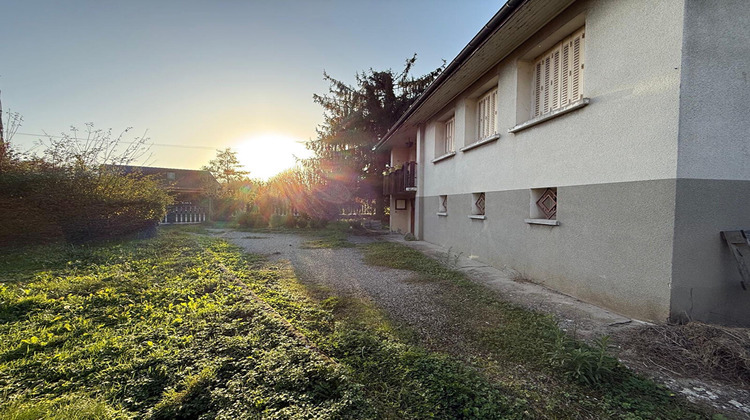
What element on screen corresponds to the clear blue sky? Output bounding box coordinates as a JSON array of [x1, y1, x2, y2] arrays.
[[1, 0, 503, 179]]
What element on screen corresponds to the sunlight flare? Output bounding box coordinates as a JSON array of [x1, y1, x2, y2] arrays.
[[234, 133, 312, 180]]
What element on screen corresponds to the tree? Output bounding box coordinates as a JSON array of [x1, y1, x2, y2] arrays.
[[202, 148, 249, 185], [305, 55, 444, 219]]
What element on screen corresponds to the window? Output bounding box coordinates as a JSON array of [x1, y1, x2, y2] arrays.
[[532, 28, 585, 118], [443, 117, 455, 154], [438, 195, 448, 215], [167, 172, 176, 180], [526, 188, 559, 226], [470, 192, 486, 219], [477, 88, 497, 141], [395, 199, 407, 210]]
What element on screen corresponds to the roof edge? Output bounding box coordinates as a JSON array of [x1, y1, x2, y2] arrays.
[[373, 0, 527, 152]]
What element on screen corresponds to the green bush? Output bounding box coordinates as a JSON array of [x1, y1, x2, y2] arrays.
[[236, 212, 267, 229], [284, 214, 297, 228], [308, 218, 329, 229], [0, 166, 170, 245], [269, 214, 284, 229]]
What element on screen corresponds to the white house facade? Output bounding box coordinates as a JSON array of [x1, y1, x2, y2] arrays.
[[375, 0, 750, 326]]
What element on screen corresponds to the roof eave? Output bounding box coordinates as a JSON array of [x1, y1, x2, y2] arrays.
[[373, 0, 528, 152]]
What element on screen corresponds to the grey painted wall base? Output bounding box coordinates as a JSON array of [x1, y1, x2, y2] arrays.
[[671, 179, 750, 327], [420, 178, 750, 326], [422, 180, 676, 323]]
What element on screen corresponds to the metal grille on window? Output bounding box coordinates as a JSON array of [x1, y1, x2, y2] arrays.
[[536, 188, 557, 219], [475, 193, 485, 215]]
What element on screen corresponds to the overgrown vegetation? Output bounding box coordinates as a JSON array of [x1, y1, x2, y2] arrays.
[[361, 241, 715, 419], [0, 120, 170, 245]]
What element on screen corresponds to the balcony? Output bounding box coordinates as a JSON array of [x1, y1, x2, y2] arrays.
[[383, 161, 417, 196]]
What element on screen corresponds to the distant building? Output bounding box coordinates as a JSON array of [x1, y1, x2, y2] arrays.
[[375, 0, 750, 326], [109, 165, 219, 224]]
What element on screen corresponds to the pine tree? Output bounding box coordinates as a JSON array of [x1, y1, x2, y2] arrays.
[[305, 55, 444, 219]]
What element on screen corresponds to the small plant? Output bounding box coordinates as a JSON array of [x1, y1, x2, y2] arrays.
[[403, 233, 416, 241], [546, 331, 621, 386], [437, 246, 463, 269]]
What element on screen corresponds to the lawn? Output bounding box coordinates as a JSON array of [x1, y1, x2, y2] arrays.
[[0, 230, 519, 419], [0, 230, 719, 419]]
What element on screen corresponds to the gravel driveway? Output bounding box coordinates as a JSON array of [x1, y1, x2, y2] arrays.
[[216, 230, 470, 351]]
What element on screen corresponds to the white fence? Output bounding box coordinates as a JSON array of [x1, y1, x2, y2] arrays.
[[160, 204, 207, 224]]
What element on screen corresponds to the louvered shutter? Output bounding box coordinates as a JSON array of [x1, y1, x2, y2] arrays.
[[569, 29, 584, 102], [551, 47, 560, 110], [534, 61, 543, 117], [445, 117, 454, 153], [531, 27, 584, 117], [490, 89, 497, 136], [561, 41, 570, 105]]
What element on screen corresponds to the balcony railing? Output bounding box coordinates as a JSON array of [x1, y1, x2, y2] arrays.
[[383, 161, 417, 196]]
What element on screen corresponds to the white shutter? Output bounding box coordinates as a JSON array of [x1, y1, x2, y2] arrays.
[[445, 117, 454, 153], [561, 41, 570, 105], [534, 61, 543, 117], [543, 55, 551, 114], [531, 26, 584, 117], [490, 89, 497, 135], [551, 47, 560, 110], [476, 88, 497, 140], [570, 28, 584, 102]]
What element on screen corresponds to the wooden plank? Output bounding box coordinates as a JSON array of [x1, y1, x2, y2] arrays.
[[721, 230, 750, 291]]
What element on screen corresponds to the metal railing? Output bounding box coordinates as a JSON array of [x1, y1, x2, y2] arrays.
[[383, 161, 417, 195]]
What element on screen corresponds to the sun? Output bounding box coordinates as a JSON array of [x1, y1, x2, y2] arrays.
[[233, 133, 312, 181]]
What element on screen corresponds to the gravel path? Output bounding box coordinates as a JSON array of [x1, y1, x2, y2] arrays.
[[216, 230, 470, 350]]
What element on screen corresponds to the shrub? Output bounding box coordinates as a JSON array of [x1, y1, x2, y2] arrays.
[[0, 167, 170, 245], [269, 214, 284, 229], [236, 212, 267, 229], [308, 218, 329, 229], [296, 216, 309, 229], [284, 214, 297, 229]]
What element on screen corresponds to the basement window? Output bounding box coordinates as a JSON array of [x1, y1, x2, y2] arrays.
[[438, 195, 448, 216], [469, 192, 486, 220], [526, 188, 560, 226]]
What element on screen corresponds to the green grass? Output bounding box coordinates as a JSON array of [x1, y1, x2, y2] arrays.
[[0, 232, 365, 419], [361, 241, 715, 419], [0, 229, 528, 419], [0, 230, 718, 419], [300, 222, 355, 249]]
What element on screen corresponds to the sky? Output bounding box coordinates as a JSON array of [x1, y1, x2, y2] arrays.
[[1, 0, 502, 180]]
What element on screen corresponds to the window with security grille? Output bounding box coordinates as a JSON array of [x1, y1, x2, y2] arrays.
[[530, 187, 557, 220], [532, 27, 585, 118], [477, 88, 497, 141], [472, 192, 486, 216], [438, 195, 448, 214]]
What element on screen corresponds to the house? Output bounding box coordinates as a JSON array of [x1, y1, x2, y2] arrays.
[[110, 165, 219, 224], [375, 0, 750, 327]]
